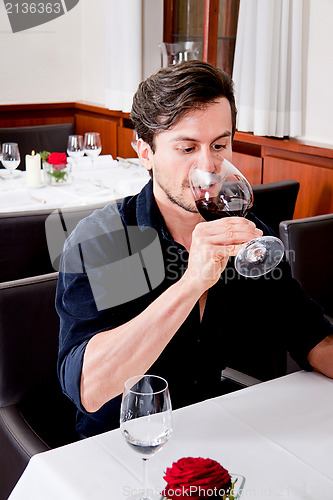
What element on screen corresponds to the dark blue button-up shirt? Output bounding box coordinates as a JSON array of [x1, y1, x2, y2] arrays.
[[56, 180, 331, 438]]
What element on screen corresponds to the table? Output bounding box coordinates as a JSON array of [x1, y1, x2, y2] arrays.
[[0, 156, 150, 212], [8, 371, 333, 499]]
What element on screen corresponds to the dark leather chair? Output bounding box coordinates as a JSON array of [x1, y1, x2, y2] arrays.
[[252, 180, 300, 235], [0, 123, 74, 170], [0, 273, 78, 500], [279, 213, 333, 321], [220, 181, 300, 382], [220, 367, 262, 394], [0, 201, 109, 283]]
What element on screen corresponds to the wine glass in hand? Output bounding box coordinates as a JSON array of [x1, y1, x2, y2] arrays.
[[1, 142, 21, 179], [189, 157, 284, 277], [83, 132, 102, 167], [67, 135, 84, 167], [120, 375, 173, 500]]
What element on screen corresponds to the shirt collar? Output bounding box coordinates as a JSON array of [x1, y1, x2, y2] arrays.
[[119, 180, 175, 243]]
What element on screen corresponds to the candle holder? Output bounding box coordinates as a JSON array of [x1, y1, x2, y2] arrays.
[[43, 161, 72, 186]]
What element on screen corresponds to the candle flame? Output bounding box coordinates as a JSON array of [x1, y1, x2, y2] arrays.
[[31, 150, 35, 156]]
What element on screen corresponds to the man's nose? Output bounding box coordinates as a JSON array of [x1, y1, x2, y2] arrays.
[[198, 149, 221, 173]]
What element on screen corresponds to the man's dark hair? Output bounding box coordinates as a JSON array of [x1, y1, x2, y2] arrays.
[[130, 60, 237, 153]]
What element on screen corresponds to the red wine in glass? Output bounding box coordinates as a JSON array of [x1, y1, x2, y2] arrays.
[[189, 158, 285, 277], [195, 196, 249, 221]]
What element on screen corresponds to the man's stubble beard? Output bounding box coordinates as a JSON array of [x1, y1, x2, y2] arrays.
[[154, 169, 198, 214]]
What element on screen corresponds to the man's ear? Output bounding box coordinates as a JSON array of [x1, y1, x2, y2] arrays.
[[137, 139, 153, 173]]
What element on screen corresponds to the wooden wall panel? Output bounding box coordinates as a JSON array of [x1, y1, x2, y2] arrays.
[[1, 102, 332, 219], [75, 114, 118, 158], [117, 127, 137, 159], [0, 103, 76, 128], [263, 157, 333, 219], [232, 151, 262, 185], [0, 116, 75, 128]]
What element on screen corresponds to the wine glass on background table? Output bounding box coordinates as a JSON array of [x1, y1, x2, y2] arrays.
[[1, 143, 21, 180], [189, 157, 285, 277], [120, 375, 173, 500], [131, 130, 138, 155], [83, 132, 102, 167], [67, 135, 84, 166]]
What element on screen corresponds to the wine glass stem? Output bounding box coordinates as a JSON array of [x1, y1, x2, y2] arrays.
[[246, 240, 267, 264], [142, 457, 149, 500]]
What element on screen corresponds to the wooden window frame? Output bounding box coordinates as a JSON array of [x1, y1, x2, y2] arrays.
[[163, 0, 238, 70]]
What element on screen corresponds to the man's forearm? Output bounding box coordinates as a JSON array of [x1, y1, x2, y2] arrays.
[[80, 274, 203, 413], [307, 334, 333, 378]]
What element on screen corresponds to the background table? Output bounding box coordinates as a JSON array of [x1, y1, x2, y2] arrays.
[[0, 156, 150, 212], [8, 371, 333, 499]]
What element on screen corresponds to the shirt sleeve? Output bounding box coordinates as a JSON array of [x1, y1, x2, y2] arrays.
[[56, 269, 104, 414], [56, 204, 127, 414]]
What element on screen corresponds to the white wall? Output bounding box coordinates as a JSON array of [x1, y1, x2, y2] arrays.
[[0, 0, 331, 147], [80, 0, 107, 106], [298, 0, 333, 146], [0, 1, 83, 103], [142, 0, 164, 79], [0, 0, 162, 108]]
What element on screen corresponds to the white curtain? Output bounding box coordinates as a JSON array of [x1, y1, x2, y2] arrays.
[[105, 0, 143, 112], [232, 0, 303, 137]]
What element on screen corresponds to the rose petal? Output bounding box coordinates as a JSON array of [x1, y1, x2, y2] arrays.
[[47, 152, 67, 165], [163, 457, 231, 498]]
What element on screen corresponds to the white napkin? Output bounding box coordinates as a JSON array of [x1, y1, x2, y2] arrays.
[[68, 155, 114, 170], [116, 157, 144, 168]]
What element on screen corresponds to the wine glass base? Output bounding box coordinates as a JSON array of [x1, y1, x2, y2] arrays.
[[0, 170, 21, 179], [235, 236, 284, 278]]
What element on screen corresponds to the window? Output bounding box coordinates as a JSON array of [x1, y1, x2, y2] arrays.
[[163, 0, 240, 75]]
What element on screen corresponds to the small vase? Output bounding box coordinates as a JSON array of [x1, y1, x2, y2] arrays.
[[43, 161, 72, 186]]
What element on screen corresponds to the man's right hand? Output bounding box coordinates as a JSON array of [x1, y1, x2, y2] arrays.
[[183, 217, 263, 294]]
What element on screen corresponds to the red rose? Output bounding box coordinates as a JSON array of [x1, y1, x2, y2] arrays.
[[162, 457, 231, 499], [47, 152, 67, 166]]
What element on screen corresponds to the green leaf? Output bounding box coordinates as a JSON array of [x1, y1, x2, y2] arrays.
[[39, 151, 51, 162]]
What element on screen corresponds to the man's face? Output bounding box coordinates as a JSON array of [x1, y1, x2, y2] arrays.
[[140, 97, 233, 215]]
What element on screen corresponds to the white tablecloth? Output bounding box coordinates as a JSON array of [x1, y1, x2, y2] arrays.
[[8, 371, 333, 499], [0, 156, 150, 212]]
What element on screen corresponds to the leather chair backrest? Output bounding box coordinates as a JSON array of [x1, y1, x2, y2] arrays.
[[252, 180, 300, 235], [279, 213, 333, 318], [0, 201, 110, 283], [0, 272, 77, 447], [0, 273, 60, 407], [0, 123, 74, 170]]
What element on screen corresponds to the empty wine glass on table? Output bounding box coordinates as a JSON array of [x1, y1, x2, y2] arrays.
[[120, 375, 173, 500], [131, 130, 138, 155], [67, 135, 84, 167], [1, 143, 21, 180], [189, 157, 285, 277], [83, 132, 102, 167]]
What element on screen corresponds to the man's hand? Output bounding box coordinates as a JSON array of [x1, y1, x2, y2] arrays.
[[183, 217, 263, 294], [308, 334, 333, 378]]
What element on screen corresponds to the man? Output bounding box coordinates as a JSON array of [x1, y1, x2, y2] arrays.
[[57, 61, 333, 438]]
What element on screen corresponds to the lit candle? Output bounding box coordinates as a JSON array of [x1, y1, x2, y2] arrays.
[[26, 150, 41, 187]]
